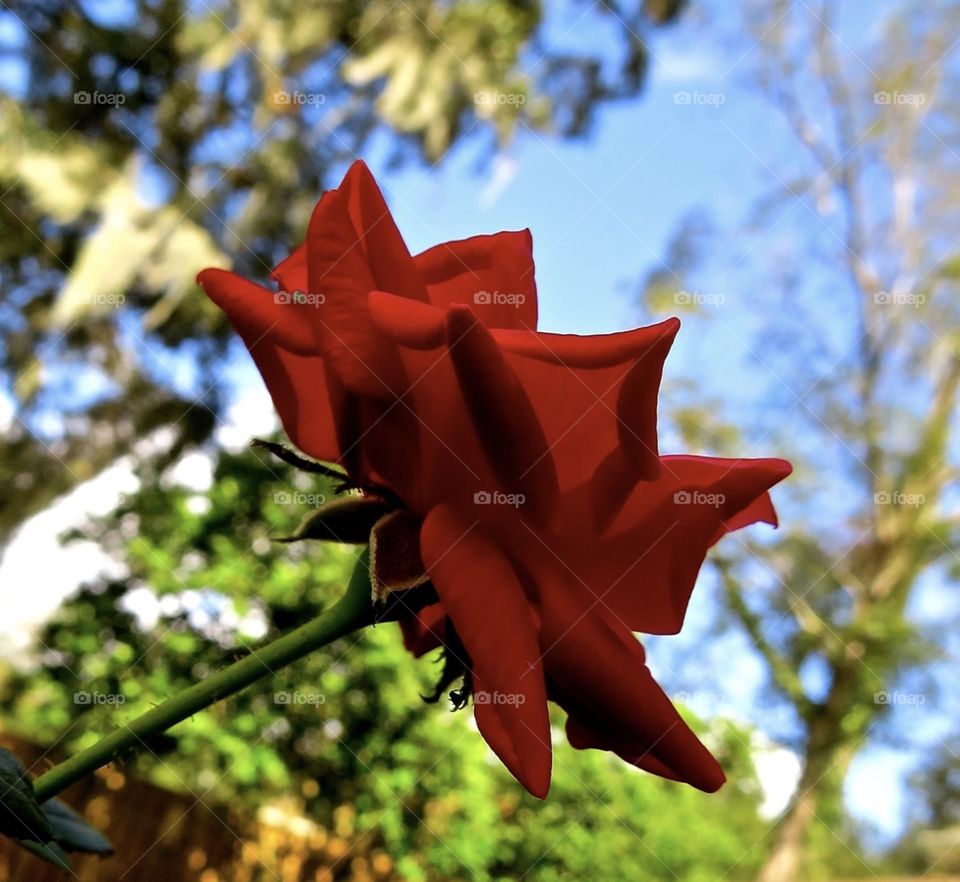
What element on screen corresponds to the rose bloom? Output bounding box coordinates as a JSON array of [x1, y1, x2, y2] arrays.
[[199, 161, 791, 798]]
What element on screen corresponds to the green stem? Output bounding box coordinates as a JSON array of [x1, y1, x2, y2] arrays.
[[33, 550, 374, 803]]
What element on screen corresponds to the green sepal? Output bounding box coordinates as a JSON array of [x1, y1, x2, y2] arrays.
[[276, 494, 393, 544]]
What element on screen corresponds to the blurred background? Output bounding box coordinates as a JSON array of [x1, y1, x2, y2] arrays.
[[0, 0, 958, 879]]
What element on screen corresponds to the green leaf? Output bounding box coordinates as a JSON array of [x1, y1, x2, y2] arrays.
[[42, 798, 113, 855], [17, 838, 72, 870], [0, 748, 52, 843]]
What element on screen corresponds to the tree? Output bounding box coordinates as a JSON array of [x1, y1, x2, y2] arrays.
[[0, 0, 686, 551], [640, 3, 960, 879]]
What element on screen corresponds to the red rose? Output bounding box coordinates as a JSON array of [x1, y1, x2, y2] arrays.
[[199, 160, 791, 799]]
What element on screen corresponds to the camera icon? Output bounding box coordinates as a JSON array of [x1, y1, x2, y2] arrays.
[[873, 492, 891, 505], [874, 91, 891, 105], [274, 291, 293, 305], [474, 91, 491, 105], [674, 291, 692, 305], [874, 691, 889, 704], [274, 91, 292, 105], [274, 691, 290, 704], [474, 291, 492, 305], [673, 491, 692, 505], [474, 691, 490, 704], [74, 91, 91, 104], [273, 491, 292, 504], [674, 91, 692, 104], [74, 691, 92, 704], [474, 491, 492, 505]]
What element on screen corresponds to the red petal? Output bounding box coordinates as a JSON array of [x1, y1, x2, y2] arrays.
[[399, 603, 447, 658], [535, 569, 725, 792], [565, 713, 683, 783], [304, 185, 405, 399], [339, 161, 427, 302], [445, 306, 559, 524], [271, 243, 308, 293], [272, 161, 426, 302], [662, 455, 792, 515], [414, 230, 538, 330], [368, 289, 446, 350], [364, 293, 496, 513], [420, 504, 552, 798], [494, 318, 677, 368], [199, 268, 315, 354], [576, 456, 792, 634], [491, 318, 680, 494], [197, 269, 341, 462], [716, 491, 779, 540]]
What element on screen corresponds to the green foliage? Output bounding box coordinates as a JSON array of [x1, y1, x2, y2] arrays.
[[4, 443, 768, 880]]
